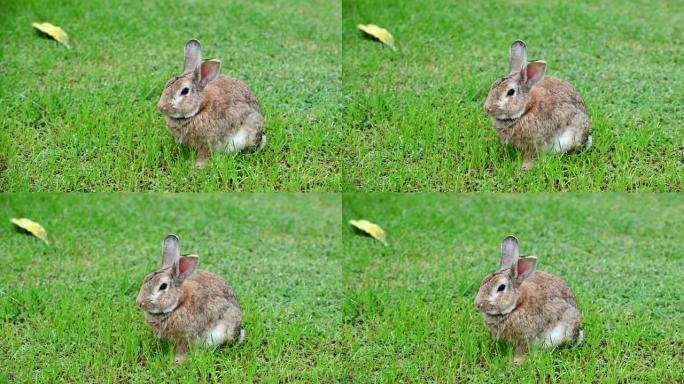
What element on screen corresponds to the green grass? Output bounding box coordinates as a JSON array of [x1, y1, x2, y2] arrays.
[[2, 0, 683, 192], [0, 0, 341, 191], [0, 194, 343, 382], [2, 193, 683, 382], [342, 0, 684, 191], [342, 193, 684, 382]]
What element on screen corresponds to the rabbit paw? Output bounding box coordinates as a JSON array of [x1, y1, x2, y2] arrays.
[[195, 147, 210, 169], [522, 152, 536, 170], [513, 354, 526, 365], [513, 344, 528, 365], [195, 159, 208, 169], [174, 344, 188, 364]]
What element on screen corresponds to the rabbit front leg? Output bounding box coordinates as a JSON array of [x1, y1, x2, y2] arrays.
[[174, 343, 188, 364], [195, 146, 211, 169], [522, 150, 536, 170], [513, 342, 528, 365]]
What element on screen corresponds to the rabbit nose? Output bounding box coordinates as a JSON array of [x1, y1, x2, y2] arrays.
[[157, 100, 170, 112]]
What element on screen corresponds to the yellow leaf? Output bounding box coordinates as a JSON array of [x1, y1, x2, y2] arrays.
[[10, 218, 49, 244], [32, 22, 70, 48], [357, 24, 396, 51], [349, 219, 387, 245]]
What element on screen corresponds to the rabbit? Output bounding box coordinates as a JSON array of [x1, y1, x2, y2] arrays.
[[136, 235, 244, 363], [157, 39, 266, 169], [474, 236, 583, 364], [484, 40, 591, 170]]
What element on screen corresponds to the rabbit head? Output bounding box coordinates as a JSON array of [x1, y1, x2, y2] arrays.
[[136, 235, 199, 315], [484, 41, 547, 121], [157, 39, 222, 120], [475, 236, 537, 316]]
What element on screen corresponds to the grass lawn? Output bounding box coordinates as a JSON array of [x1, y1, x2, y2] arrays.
[[342, 0, 684, 191], [0, 0, 341, 191], [342, 193, 684, 382], [0, 193, 343, 382]]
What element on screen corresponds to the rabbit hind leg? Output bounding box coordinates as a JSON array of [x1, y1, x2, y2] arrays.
[[549, 112, 591, 154], [204, 306, 242, 347], [541, 323, 569, 348], [548, 128, 585, 154], [225, 110, 265, 153], [225, 129, 250, 154], [541, 317, 580, 349]]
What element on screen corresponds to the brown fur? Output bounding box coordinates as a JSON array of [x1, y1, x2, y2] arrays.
[[158, 39, 265, 168], [163, 76, 264, 150], [475, 236, 582, 363], [136, 235, 243, 363], [141, 270, 242, 345], [480, 271, 581, 345], [489, 77, 588, 151], [484, 41, 591, 169]]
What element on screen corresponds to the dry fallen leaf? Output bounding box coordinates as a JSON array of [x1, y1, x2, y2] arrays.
[[357, 24, 396, 51], [10, 218, 49, 244], [349, 219, 387, 245], [32, 22, 70, 48]]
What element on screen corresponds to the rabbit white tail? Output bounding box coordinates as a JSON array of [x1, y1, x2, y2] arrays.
[[585, 135, 593, 151], [577, 329, 584, 346], [259, 134, 268, 151], [239, 328, 245, 345]]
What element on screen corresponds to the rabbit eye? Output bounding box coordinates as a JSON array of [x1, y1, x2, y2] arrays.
[[159, 283, 168, 291], [497, 284, 506, 292], [506, 89, 515, 97], [180, 87, 189, 96]]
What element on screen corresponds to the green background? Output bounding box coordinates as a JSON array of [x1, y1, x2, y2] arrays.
[[0, 0, 341, 191], [342, 193, 683, 382], [342, 0, 683, 191], [0, 193, 343, 382]]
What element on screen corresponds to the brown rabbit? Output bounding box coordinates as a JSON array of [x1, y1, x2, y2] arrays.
[[157, 39, 266, 169], [484, 40, 591, 170], [474, 236, 583, 364], [136, 235, 244, 363]]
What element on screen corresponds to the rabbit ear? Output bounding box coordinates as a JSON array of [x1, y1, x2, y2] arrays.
[[500, 235, 519, 268], [184, 39, 202, 73], [524, 61, 546, 88], [174, 255, 199, 282], [514, 256, 537, 283], [509, 40, 527, 74], [162, 235, 180, 268], [199, 60, 221, 87]]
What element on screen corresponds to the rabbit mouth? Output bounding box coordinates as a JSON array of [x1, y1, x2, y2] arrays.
[[144, 309, 173, 323], [169, 114, 192, 121], [495, 116, 516, 122], [169, 106, 200, 121], [485, 302, 517, 316], [145, 302, 178, 316], [147, 309, 168, 315], [492, 107, 526, 122], [494, 112, 523, 123]]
